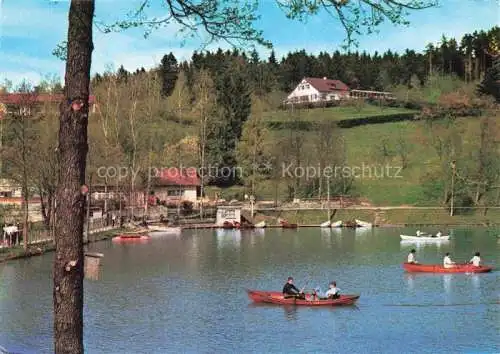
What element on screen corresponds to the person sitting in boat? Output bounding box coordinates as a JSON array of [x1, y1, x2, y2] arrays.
[[323, 281, 340, 299], [282, 277, 305, 299], [407, 249, 418, 263], [416, 230, 422, 236], [443, 252, 456, 268], [434, 231, 442, 238], [469, 252, 481, 267]]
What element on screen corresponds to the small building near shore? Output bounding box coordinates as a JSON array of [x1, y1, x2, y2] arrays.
[[216, 206, 241, 226], [152, 167, 200, 205]]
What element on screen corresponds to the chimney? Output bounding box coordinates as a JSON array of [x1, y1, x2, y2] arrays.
[[323, 77, 327, 80]]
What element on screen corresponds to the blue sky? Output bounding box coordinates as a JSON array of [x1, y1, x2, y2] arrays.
[[0, 0, 498, 86]]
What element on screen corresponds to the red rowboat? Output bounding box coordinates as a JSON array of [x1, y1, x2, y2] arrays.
[[247, 289, 360, 306], [402, 262, 493, 273], [112, 234, 150, 242], [279, 220, 298, 229]]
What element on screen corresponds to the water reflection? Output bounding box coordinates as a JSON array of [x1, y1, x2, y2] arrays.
[[443, 274, 452, 295], [354, 227, 372, 237], [405, 273, 416, 291], [400, 240, 449, 251], [216, 229, 241, 249], [470, 274, 480, 290], [283, 306, 297, 321], [249, 229, 265, 247], [320, 228, 332, 248]]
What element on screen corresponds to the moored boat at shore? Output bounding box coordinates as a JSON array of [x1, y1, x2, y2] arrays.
[[147, 225, 182, 234], [320, 220, 331, 228], [331, 220, 342, 228], [112, 234, 150, 242], [402, 262, 493, 273], [247, 289, 360, 306], [279, 219, 298, 228], [254, 221, 266, 228], [355, 219, 372, 228]]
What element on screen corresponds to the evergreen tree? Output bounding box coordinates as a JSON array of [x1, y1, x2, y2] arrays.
[[477, 57, 500, 102], [209, 60, 252, 185], [160, 52, 178, 97]]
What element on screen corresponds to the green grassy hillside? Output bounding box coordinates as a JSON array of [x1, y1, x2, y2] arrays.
[[208, 104, 493, 207]]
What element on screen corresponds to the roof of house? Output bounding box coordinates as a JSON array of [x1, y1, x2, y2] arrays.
[[0, 93, 96, 105], [155, 167, 201, 186], [303, 77, 350, 92]]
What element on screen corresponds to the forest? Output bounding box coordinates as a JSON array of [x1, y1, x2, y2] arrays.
[[1, 26, 499, 225]]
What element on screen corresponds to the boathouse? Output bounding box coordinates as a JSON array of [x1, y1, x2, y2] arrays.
[[216, 206, 241, 226]]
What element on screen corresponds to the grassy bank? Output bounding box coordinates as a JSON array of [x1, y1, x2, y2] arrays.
[[0, 228, 122, 264], [252, 208, 500, 227]]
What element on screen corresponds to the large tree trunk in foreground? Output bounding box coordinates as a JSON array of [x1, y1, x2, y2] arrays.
[[54, 1, 94, 353]]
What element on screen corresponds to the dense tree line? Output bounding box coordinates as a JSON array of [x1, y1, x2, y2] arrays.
[[93, 26, 499, 94]]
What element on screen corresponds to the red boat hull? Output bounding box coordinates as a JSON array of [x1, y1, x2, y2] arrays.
[[112, 234, 150, 242], [247, 289, 359, 306], [402, 262, 493, 273]]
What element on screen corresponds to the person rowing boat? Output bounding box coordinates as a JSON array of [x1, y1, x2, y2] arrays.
[[407, 249, 418, 263], [443, 252, 456, 268], [469, 252, 481, 267], [282, 276, 305, 299]]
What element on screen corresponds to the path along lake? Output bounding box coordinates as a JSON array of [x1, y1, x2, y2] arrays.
[[0, 227, 499, 353]]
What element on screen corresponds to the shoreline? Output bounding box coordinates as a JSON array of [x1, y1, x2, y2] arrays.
[[1, 222, 498, 264], [0, 228, 121, 264], [180, 223, 500, 229]]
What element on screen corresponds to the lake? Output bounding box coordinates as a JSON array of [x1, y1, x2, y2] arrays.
[[0, 227, 499, 353]]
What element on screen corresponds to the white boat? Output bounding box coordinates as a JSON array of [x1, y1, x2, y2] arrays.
[[400, 234, 450, 241], [331, 220, 342, 228], [320, 220, 331, 228], [355, 219, 372, 228], [147, 225, 182, 235], [254, 221, 266, 228]]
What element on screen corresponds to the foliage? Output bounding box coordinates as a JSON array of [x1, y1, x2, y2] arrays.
[[477, 58, 500, 102]]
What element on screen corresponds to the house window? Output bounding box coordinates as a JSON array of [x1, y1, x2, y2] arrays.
[[305, 84, 310, 89], [167, 190, 183, 196]]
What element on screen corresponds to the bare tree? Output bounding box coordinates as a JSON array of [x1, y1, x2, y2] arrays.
[[192, 69, 217, 216], [1, 82, 39, 250]]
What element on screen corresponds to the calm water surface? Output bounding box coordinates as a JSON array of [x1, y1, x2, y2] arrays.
[[0, 227, 499, 353]]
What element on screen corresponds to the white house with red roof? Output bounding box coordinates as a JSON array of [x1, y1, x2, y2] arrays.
[[285, 77, 351, 104]]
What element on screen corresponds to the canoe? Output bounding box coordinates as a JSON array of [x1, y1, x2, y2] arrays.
[[400, 235, 450, 241], [402, 262, 493, 273], [331, 220, 342, 228], [320, 220, 331, 228], [355, 219, 372, 228], [247, 289, 360, 306], [254, 221, 266, 228], [112, 234, 150, 242]]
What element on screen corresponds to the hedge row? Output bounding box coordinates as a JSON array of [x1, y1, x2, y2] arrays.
[[266, 112, 418, 130]]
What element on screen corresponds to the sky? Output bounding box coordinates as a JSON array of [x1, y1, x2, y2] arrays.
[[0, 0, 498, 87]]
